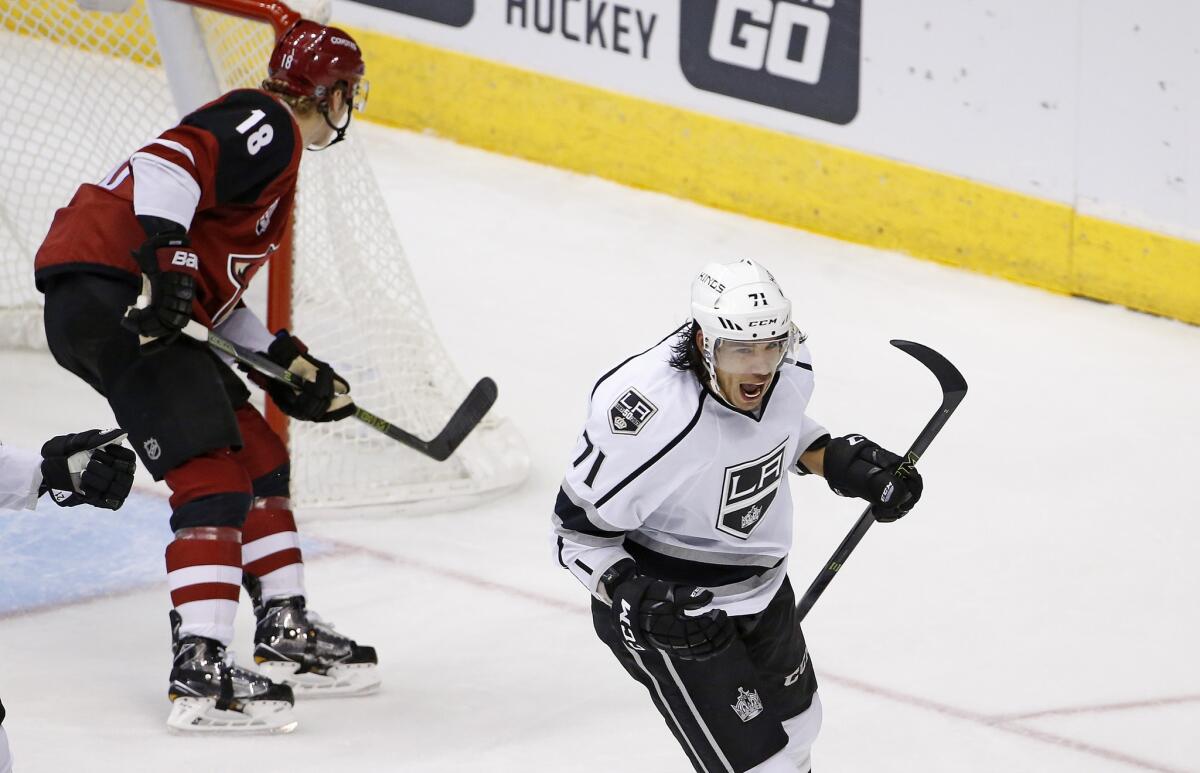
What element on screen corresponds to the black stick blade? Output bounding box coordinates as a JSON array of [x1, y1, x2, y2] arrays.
[[426, 377, 499, 461], [890, 340, 968, 398]]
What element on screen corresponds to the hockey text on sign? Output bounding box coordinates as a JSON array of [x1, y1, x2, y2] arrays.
[[506, 0, 659, 59]]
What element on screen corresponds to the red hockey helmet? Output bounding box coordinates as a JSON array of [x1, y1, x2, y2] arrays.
[[266, 20, 368, 114]]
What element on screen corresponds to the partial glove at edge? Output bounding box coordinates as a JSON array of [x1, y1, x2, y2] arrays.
[[40, 429, 136, 510]]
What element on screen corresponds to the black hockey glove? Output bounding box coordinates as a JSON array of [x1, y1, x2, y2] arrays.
[[823, 434, 923, 522], [40, 429, 136, 510], [121, 232, 200, 346], [258, 330, 355, 423], [605, 560, 736, 662]]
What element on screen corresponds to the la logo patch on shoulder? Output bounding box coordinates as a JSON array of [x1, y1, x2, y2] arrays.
[[609, 388, 658, 436]]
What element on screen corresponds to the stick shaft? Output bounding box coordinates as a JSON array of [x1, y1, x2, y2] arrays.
[[796, 340, 967, 622]]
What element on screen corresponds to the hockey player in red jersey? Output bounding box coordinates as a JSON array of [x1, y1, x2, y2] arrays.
[[34, 20, 378, 733]]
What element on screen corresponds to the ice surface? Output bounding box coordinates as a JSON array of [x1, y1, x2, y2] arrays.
[[0, 121, 1197, 772]]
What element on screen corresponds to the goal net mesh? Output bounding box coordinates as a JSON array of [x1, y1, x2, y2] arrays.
[[0, 0, 528, 511]]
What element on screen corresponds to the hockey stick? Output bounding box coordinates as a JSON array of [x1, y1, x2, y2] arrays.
[[180, 321, 497, 462], [796, 340, 967, 622]]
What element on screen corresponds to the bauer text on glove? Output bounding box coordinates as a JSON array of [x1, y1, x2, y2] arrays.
[[121, 231, 200, 346]]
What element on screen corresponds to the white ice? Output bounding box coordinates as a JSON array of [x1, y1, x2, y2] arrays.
[[0, 120, 1198, 772]]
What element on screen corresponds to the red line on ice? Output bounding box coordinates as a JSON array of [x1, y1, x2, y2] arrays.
[[326, 539, 1194, 773], [3, 536, 1189, 773], [995, 694, 1200, 721], [817, 673, 1192, 773]]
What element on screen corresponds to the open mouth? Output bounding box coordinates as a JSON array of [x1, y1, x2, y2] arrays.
[[738, 382, 766, 401]]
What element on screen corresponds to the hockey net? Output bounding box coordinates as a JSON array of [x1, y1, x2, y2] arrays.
[[0, 0, 528, 511]]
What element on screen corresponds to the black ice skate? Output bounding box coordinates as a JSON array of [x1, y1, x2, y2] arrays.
[[246, 577, 380, 698], [166, 610, 297, 734]]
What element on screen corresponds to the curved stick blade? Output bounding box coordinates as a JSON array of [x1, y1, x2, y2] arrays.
[[890, 339, 968, 397]]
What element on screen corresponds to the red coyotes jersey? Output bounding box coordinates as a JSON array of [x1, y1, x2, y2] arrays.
[[35, 89, 302, 327]]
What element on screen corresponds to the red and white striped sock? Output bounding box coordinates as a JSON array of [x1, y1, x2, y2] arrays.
[[166, 533, 242, 646], [242, 497, 305, 603]]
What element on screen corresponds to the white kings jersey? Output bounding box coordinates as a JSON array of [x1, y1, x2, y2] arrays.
[[553, 327, 829, 617], [0, 442, 44, 512]]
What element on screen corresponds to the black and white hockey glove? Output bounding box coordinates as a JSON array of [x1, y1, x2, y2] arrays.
[[258, 330, 355, 423], [121, 231, 200, 347], [40, 429, 136, 510], [605, 560, 736, 662], [823, 434, 923, 522]]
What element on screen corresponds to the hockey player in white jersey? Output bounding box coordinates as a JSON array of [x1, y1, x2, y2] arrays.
[[1, 428, 135, 773], [553, 259, 922, 772]]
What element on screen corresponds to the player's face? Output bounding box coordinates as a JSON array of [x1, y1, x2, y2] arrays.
[[710, 336, 787, 412], [712, 334, 789, 410]]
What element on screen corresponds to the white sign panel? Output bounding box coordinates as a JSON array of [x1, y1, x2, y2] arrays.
[[335, 0, 1197, 239]]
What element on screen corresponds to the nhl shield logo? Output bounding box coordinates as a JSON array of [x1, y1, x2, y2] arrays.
[[731, 687, 764, 722], [609, 387, 658, 436], [716, 440, 787, 539], [143, 437, 162, 461]]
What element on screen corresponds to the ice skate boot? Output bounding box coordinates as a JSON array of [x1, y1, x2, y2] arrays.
[[247, 577, 380, 698], [166, 611, 297, 734]]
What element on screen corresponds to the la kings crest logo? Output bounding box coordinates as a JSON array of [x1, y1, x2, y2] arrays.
[[609, 388, 658, 436], [716, 439, 787, 539]]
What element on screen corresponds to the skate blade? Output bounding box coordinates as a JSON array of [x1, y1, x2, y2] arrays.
[[257, 660, 381, 698], [166, 696, 298, 735]]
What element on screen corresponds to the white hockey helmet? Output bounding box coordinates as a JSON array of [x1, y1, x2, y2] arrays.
[[690, 259, 796, 401]]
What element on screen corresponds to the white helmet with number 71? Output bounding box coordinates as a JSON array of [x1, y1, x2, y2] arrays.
[[690, 259, 798, 408]]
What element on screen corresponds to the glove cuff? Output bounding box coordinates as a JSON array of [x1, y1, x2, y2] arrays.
[[597, 559, 638, 606], [132, 232, 192, 274], [265, 330, 311, 367]]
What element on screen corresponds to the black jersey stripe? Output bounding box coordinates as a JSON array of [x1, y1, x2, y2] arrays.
[[571, 430, 594, 467], [595, 391, 707, 509], [555, 487, 624, 538], [793, 360, 813, 371], [625, 540, 782, 587], [590, 324, 686, 399]]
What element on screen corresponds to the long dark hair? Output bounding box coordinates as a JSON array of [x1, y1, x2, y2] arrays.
[[668, 321, 808, 382], [668, 322, 707, 382]]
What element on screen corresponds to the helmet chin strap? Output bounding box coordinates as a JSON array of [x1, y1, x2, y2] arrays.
[[307, 99, 353, 151]]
